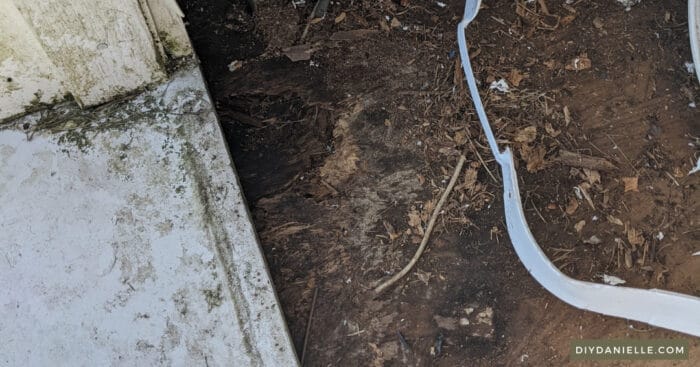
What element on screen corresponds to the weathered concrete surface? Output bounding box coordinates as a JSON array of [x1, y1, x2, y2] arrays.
[[0, 66, 299, 366]]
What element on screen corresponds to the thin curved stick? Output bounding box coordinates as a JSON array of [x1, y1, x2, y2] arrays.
[[373, 155, 466, 295]]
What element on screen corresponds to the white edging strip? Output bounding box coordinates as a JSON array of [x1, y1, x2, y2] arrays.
[[690, 0, 700, 82], [458, 0, 700, 337]]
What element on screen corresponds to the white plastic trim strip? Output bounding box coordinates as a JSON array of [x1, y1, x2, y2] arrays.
[[690, 0, 700, 82], [458, 0, 700, 337]]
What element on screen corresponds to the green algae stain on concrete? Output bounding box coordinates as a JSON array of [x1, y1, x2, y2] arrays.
[[202, 284, 223, 312]]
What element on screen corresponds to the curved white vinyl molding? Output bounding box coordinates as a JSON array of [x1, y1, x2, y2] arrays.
[[690, 0, 700, 82], [458, 0, 700, 337]]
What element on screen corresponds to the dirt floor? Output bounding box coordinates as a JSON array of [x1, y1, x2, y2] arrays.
[[179, 0, 699, 365]]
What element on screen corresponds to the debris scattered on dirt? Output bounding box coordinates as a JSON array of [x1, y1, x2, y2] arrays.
[[600, 274, 626, 286], [693, 251, 700, 257]]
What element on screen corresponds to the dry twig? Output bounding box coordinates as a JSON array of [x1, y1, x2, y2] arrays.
[[373, 155, 466, 295]]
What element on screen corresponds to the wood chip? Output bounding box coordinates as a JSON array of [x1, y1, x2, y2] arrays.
[[563, 106, 571, 125], [621, 176, 638, 192], [334, 12, 346, 23], [607, 215, 624, 226], [574, 220, 586, 233], [390, 17, 401, 28], [556, 150, 617, 171]]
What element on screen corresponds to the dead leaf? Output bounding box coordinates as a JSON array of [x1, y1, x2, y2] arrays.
[[583, 235, 602, 245], [514, 126, 537, 143], [607, 215, 624, 226], [574, 220, 586, 233], [565, 197, 579, 215], [565, 53, 592, 71], [334, 12, 347, 23], [622, 176, 638, 192], [508, 68, 526, 87], [520, 144, 546, 172], [390, 17, 401, 28]]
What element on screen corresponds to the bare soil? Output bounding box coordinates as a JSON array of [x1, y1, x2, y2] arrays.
[[180, 0, 699, 365]]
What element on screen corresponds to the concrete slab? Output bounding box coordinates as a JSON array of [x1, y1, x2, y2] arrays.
[[0, 65, 299, 366]]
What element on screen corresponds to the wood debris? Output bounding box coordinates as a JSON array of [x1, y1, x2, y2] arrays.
[[556, 150, 617, 171], [621, 176, 638, 192]]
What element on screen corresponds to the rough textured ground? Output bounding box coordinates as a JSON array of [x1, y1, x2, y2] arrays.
[[180, 0, 699, 365]]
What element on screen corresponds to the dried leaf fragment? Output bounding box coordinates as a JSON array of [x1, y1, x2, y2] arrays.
[[514, 126, 537, 143], [574, 220, 586, 233], [334, 12, 347, 23], [520, 144, 546, 172], [607, 215, 624, 226], [508, 68, 526, 87], [621, 176, 639, 192]]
